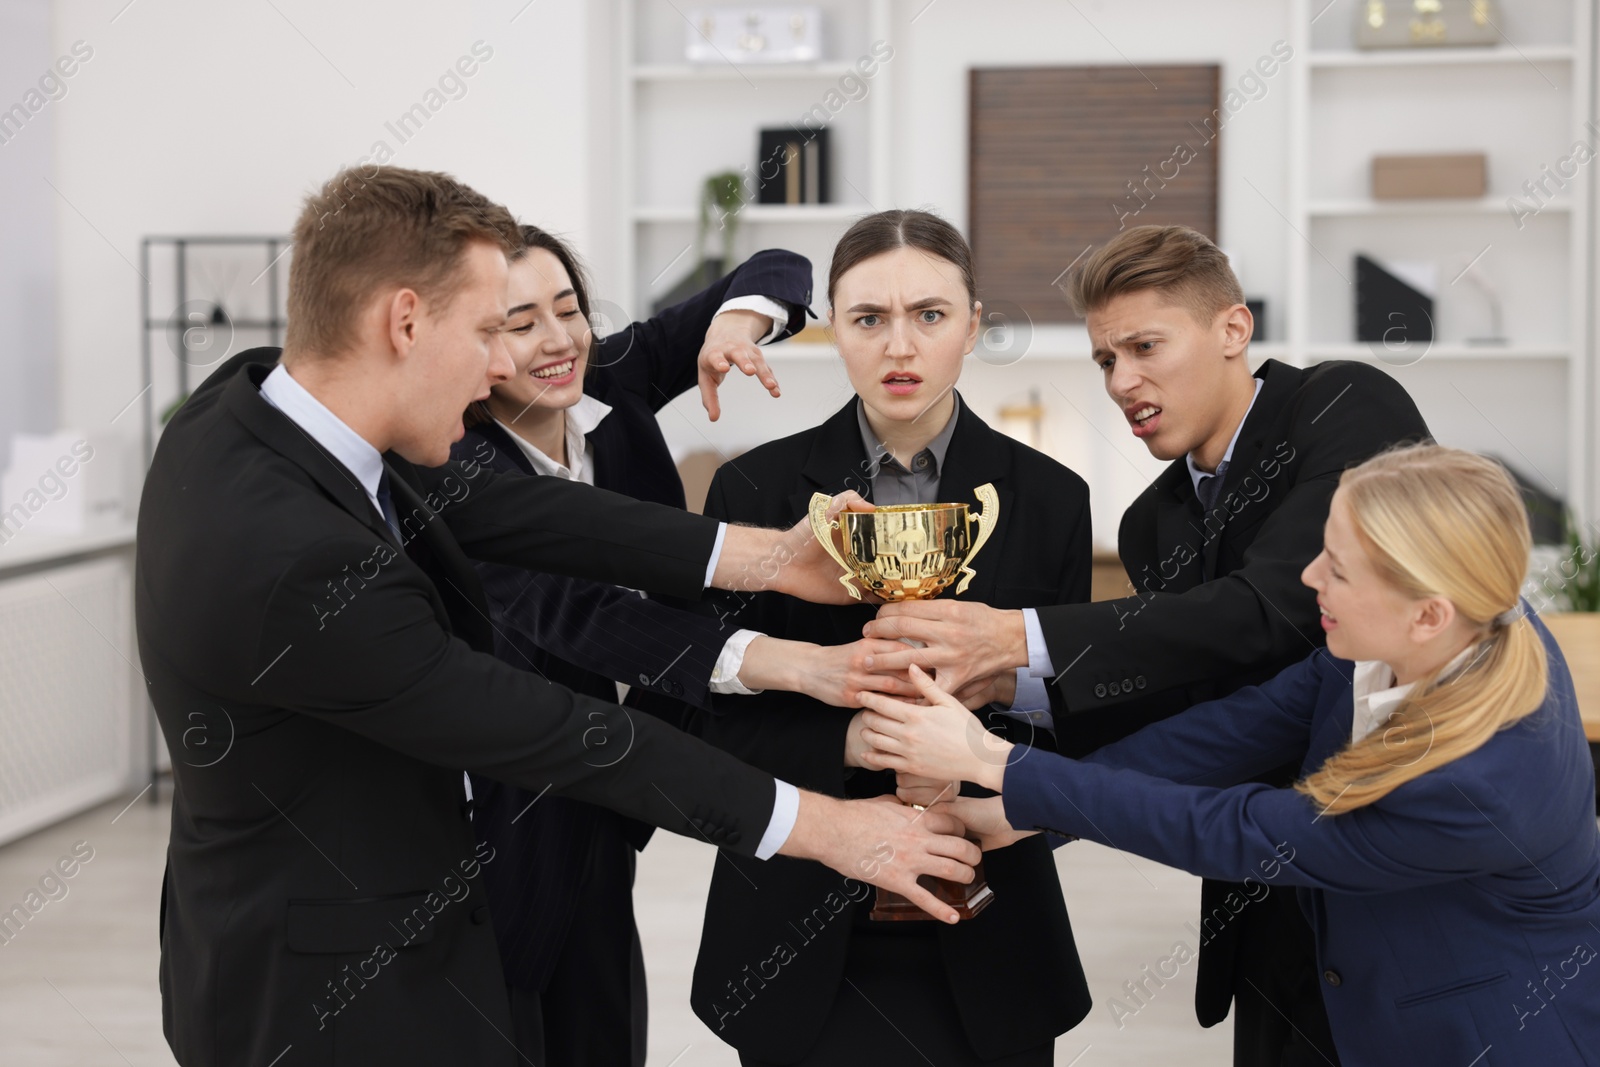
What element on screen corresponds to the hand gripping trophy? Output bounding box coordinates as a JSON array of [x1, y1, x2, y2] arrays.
[[809, 483, 1000, 920]]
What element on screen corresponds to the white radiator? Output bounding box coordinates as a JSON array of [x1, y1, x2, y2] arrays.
[[0, 555, 134, 845]]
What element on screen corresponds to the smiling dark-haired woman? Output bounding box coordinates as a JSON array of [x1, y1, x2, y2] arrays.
[[448, 226, 924, 1066], [682, 209, 1096, 1066]]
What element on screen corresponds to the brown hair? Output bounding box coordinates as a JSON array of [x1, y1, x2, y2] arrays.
[[1068, 224, 1244, 324], [465, 223, 595, 429], [1297, 444, 1548, 815], [827, 209, 976, 308], [285, 165, 521, 357]]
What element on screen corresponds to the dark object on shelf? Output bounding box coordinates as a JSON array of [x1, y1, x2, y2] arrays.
[[1490, 455, 1565, 546], [756, 127, 829, 205], [1246, 298, 1266, 342], [1356, 0, 1499, 49], [652, 257, 727, 316], [1355, 254, 1434, 345], [1373, 153, 1487, 199]]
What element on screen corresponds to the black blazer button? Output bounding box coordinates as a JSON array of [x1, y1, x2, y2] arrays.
[[638, 673, 651, 685], [725, 830, 741, 845], [1135, 675, 1147, 690], [669, 681, 684, 697], [1121, 677, 1133, 692], [1094, 683, 1108, 699], [1323, 969, 1342, 987], [471, 906, 490, 925]]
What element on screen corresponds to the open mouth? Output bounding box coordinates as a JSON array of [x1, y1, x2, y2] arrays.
[[1319, 604, 1337, 629], [532, 359, 576, 381], [1125, 402, 1162, 437], [883, 372, 922, 394]]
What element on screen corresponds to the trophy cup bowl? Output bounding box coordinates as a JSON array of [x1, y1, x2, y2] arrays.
[[808, 483, 1000, 921]]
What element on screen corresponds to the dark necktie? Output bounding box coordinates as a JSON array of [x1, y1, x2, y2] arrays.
[[375, 471, 404, 546], [1196, 459, 1230, 511]]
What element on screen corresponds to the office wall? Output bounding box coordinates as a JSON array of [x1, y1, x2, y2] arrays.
[[0, 0, 61, 474], [50, 0, 600, 444]]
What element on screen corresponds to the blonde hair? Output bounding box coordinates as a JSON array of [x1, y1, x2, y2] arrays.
[[1297, 444, 1548, 815]]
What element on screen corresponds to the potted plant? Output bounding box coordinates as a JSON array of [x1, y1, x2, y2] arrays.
[[696, 170, 746, 285], [1535, 514, 1600, 804]]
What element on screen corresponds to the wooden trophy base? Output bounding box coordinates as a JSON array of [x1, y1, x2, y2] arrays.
[[869, 860, 993, 921]]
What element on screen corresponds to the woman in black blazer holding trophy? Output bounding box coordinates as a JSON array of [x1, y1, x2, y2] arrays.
[[685, 210, 1096, 1066]]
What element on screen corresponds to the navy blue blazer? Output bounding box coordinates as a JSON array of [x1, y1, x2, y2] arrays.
[[448, 249, 813, 990], [1004, 613, 1600, 1066]]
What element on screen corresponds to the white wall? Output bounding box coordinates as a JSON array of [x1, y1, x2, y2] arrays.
[[0, 0, 61, 474], [49, 0, 597, 444], [42, 0, 1594, 545]]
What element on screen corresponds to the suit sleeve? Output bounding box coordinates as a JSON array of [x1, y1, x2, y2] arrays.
[[599, 248, 813, 412], [250, 532, 776, 855], [478, 563, 725, 710], [679, 467, 860, 796], [1004, 740, 1534, 895], [410, 456, 719, 600], [1037, 363, 1429, 713], [1080, 650, 1328, 786]]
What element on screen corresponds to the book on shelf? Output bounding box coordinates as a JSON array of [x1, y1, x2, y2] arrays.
[[756, 127, 830, 205]]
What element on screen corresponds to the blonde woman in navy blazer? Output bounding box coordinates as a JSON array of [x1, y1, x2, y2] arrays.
[[859, 443, 1600, 1067]]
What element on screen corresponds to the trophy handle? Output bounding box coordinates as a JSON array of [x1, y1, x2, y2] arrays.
[[953, 482, 999, 596], [807, 492, 863, 601]]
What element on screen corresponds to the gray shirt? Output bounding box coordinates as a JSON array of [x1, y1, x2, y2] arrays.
[[855, 395, 960, 505]]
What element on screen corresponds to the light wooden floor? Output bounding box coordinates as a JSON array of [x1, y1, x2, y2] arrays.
[[0, 792, 1232, 1066]]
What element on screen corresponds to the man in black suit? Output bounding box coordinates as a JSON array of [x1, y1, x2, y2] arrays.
[[136, 165, 978, 1067], [863, 225, 1430, 1066]]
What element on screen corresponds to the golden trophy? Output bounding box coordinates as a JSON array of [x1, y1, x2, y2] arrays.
[[808, 483, 1000, 920]]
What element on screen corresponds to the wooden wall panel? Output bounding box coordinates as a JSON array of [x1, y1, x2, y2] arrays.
[[969, 66, 1221, 324]]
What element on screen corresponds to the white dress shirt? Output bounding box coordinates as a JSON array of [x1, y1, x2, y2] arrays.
[[1350, 646, 1476, 743], [1011, 378, 1265, 717], [258, 361, 798, 860]]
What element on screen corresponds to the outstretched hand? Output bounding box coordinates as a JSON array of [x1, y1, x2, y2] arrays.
[[929, 795, 1036, 852], [781, 792, 981, 923], [698, 309, 781, 421], [857, 664, 1014, 792], [861, 600, 1027, 695]]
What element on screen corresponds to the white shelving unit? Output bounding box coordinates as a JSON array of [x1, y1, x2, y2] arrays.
[[614, 0, 894, 321], [1286, 0, 1595, 523]]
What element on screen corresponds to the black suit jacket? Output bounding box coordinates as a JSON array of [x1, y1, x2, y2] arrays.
[[450, 249, 812, 988], [138, 347, 781, 1066], [683, 397, 1094, 1063], [1036, 358, 1430, 1025]]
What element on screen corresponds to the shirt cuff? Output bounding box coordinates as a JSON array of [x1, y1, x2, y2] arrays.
[[1008, 668, 1052, 715], [1022, 608, 1055, 678], [755, 779, 801, 859], [709, 629, 765, 695], [716, 295, 791, 344], [703, 521, 728, 589]]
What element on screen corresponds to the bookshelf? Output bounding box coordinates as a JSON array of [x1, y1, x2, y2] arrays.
[[1286, 0, 1595, 522], [614, 0, 893, 325]]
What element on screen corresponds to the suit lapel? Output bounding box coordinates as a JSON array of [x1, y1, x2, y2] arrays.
[[224, 356, 397, 547], [385, 458, 496, 651], [1200, 359, 1304, 580], [789, 399, 874, 520], [1149, 465, 1205, 594]]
